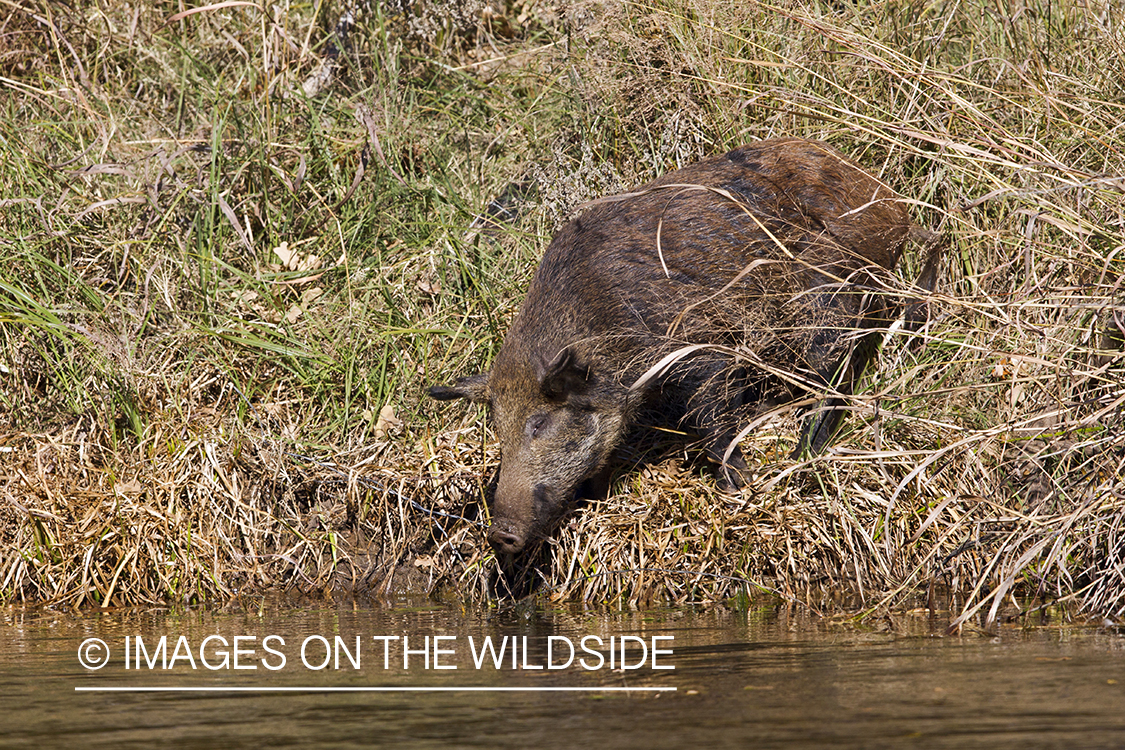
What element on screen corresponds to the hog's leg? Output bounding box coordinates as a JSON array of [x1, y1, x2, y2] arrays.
[[676, 358, 751, 491]]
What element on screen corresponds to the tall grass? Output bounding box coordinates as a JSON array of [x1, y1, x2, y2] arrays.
[[1, 0, 1121, 626]]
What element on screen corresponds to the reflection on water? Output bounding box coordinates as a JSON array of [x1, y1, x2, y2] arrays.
[[2, 602, 1122, 749]]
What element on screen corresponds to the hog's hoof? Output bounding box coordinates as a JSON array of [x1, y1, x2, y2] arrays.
[[707, 441, 747, 493], [716, 464, 746, 493]]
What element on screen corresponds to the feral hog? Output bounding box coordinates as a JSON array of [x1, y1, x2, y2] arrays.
[[430, 138, 937, 555]]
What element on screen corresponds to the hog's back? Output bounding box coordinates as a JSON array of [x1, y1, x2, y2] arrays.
[[507, 138, 912, 390]]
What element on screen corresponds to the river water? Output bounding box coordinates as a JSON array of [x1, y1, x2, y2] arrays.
[[2, 600, 1122, 748]]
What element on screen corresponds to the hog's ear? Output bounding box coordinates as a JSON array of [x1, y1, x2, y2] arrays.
[[427, 373, 490, 403], [538, 347, 590, 401]]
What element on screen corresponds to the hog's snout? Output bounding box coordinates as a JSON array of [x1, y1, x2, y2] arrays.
[[488, 482, 573, 556], [487, 519, 527, 555]]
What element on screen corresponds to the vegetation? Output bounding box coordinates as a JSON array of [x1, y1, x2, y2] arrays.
[[1, 0, 1122, 628]]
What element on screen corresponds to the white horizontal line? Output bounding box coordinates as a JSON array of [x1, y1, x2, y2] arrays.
[[75, 686, 676, 693]]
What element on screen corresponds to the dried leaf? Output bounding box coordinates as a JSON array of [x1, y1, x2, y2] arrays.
[[374, 404, 402, 439], [274, 242, 324, 273], [116, 479, 143, 496], [417, 277, 441, 295]]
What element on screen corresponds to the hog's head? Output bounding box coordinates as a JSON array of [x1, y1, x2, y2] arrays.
[[429, 346, 628, 555]]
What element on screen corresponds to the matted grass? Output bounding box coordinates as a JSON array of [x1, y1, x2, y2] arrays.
[[1, 0, 1122, 627]]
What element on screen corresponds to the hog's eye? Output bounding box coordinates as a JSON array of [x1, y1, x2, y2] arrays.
[[527, 413, 549, 438]]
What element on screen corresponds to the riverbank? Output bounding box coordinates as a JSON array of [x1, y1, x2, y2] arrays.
[[2, 0, 1122, 624]]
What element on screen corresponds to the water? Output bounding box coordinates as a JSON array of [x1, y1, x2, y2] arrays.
[[2, 602, 1122, 748]]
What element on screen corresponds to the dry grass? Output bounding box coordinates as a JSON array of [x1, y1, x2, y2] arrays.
[[1, 0, 1122, 627]]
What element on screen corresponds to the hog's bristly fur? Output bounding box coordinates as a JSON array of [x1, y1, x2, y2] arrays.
[[429, 138, 938, 555]]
